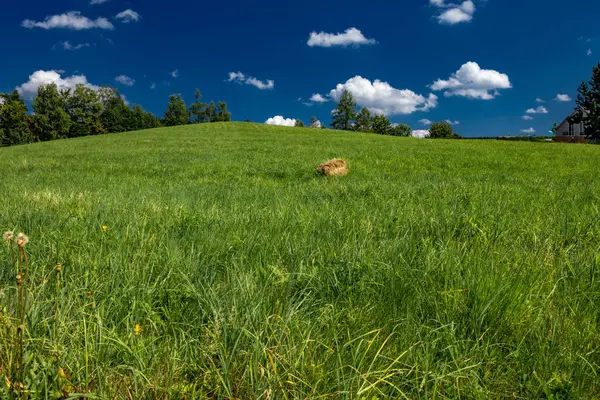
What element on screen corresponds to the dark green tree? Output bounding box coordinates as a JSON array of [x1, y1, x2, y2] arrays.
[[391, 123, 412, 137], [189, 89, 207, 124], [100, 88, 131, 133], [429, 121, 460, 139], [162, 94, 188, 126], [129, 105, 147, 131], [32, 84, 71, 141], [216, 101, 231, 122], [0, 90, 34, 146], [64, 84, 105, 137], [573, 63, 600, 139], [205, 101, 217, 123], [354, 108, 373, 132], [331, 89, 357, 130], [295, 119, 305, 127], [142, 110, 162, 129], [372, 114, 392, 135]]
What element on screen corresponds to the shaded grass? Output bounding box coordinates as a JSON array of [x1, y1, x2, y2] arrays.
[[1, 122, 600, 398]]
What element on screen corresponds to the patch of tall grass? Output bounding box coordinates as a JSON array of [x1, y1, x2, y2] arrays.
[[0, 122, 599, 398]]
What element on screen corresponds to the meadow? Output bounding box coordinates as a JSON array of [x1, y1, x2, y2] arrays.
[[1, 122, 600, 398]]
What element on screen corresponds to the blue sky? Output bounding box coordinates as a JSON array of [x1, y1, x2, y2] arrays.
[[2, 0, 599, 136]]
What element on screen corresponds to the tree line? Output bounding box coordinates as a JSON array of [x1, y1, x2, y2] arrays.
[[0, 84, 230, 148], [326, 89, 460, 138]]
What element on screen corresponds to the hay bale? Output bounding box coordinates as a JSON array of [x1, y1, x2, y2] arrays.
[[316, 158, 348, 177]]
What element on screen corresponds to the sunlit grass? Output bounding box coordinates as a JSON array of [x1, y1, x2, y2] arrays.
[[1, 122, 599, 398]]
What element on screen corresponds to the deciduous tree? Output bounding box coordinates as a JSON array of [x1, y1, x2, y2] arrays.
[[163, 94, 188, 126], [0, 90, 33, 146], [372, 114, 392, 135], [354, 108, 373, 132], [32, 83, 71, 141]]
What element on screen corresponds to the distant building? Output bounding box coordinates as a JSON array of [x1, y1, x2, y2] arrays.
[[555, 109, 588, 143]]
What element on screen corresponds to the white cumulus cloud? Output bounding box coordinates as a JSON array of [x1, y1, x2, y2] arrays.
[[445, 120, 460, 125], [526, 106, 548, 114], [413, 129, 431, 138], [536, 97, 545, 103], [115, 9, 141, 23], [227, 71, 274, 90], [522, 115, 534, 120], [171, 69, 179, 78], [555, 94, 572, 102], [432, 0, 476, 25], [307, 27, 377, 47], [115, 75, 135, 86], [246, 77, 274, 90], [90, 0, 110, 4], [521, 128, 535, 133], [430, 61, 512, 99], [419, 119, 433, 125], [16, 70, 100, 99], [310, 93, 329, 103], [329, 76, 438, 116], [265, 116, 296, 127], [22, 11, 114, 30]]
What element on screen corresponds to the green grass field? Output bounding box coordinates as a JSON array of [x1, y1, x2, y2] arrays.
[[1, 122, 600, 398]]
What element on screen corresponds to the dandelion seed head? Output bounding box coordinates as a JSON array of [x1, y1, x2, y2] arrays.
[[3, 231, 13, 242], [16, 233, 29, 248]]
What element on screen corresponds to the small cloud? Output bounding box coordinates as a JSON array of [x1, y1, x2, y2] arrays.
[[413, 129, 430, 138], [419, 119, 433, 125], [22, 11, 114, 30], [227, 71, 274, 90], [521, 128, 535, 134], [55, 41, 91, 50], [525, 106, 548, 114], [310, 93, 329, 103], [115, 9, 141, 23], [555, 94, 572, 102], [171, 69, 179, 78], [536, 97, 544, 103], [587, 49, 592, 56], [432, 0, 476, 25], [246, 77, 274, 90], [150, 82, 156, 90], [90, 0, 110, 4], [115, 75, 135, 86], [265, 116, 296, 127], [309, 119, 323, 128], [522, 115, 534, 120], [445, 120, 459, 125], [307, 27, 377, 47]]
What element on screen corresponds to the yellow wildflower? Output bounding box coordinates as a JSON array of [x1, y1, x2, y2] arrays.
[[101, 225, 108, 232], [134, 324, 142, 335]]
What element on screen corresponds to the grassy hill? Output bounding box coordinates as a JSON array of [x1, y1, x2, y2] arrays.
[[1, 122, 600, 398]]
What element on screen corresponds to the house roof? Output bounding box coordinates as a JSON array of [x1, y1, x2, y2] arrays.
[[556, 107, 588, 129]]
